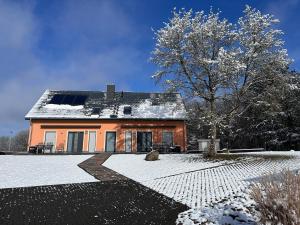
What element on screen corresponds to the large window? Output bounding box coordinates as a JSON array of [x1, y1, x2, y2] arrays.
[[88, 131, 96, 152], [44, 131, 56, 152], [125, 131, 132, 152], [67, 132, 84, 153], [105, 132, 116, 152], [162, 131, 173, 146], [137, 132, 152, 152]]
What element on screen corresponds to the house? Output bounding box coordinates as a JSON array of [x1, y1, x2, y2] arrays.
[[25, 85, 187, 153]]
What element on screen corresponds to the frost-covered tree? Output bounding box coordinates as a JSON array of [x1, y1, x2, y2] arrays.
[[225, 71, 300, 150], [151, 6, 291, 156], [185, 101, 209, 150]]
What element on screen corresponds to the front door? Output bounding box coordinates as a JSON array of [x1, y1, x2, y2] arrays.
[[105, 132, 116, 152], [137, 132, 152, 152], [67, 132, 84, 153]]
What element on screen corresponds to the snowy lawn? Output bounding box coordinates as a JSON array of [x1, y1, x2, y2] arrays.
[[0, 155, 98, 189], [103, 154, 233, 182], [104, 151, 300, 224]]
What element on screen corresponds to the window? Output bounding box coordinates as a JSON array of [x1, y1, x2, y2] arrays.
[[125, 131, 132, 152], [49, 94, 87, 105], [67, 132, 84, 153], [123, 106, 132, 115], [137, 132, 152, 152], [162, 131, 173, 146], [91, 108, 100, 115], [88, 131, 96, 152], [44, 131, 56, 152], [105, 132, 116, 152]]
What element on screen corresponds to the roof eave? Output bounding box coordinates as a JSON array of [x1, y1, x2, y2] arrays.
[[25, 117, 187, 121]]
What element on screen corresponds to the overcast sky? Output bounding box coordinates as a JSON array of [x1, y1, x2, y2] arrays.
[[0, 0, 299, 136]]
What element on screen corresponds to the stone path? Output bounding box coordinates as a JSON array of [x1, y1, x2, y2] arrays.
[[78, 153, 127, 181]]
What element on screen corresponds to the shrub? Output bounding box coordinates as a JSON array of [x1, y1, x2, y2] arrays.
[[251, 170, 300, 225]]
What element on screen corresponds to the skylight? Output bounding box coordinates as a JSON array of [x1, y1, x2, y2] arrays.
[[91, 108, 100, 115], [123, 106, 132, 115]]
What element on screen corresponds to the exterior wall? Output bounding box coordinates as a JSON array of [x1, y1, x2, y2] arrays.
[[28, 119, 187, 152]]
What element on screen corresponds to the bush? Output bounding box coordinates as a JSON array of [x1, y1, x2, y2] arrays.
[[251, 170, 300, 225]]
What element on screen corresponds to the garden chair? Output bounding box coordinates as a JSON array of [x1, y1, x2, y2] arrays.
[[56, 143, 64, 153]]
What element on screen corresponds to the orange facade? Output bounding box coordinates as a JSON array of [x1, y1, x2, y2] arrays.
[[28, 119, 187, 152]]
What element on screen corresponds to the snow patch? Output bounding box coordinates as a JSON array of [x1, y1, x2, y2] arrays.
[[0, 155, 98, 189], [103, 154, 225, 182], [177, 192, 258, 225], [44, 104, 84, 110], [132, 99, 186, 119]]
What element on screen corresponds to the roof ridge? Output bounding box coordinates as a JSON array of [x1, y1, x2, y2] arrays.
[[46, 89, 180, 95]]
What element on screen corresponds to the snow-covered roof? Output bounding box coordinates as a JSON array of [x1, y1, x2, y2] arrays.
[[25, 90, 186, 120]]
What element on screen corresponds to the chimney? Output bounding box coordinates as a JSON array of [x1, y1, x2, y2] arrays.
[[106, 84, 115, 100]]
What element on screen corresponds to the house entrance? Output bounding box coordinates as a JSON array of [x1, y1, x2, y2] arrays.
[[67, 132, 84, 153], [137, 132, 152, 152]]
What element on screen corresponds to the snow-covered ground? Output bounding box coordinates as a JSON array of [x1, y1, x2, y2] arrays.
[[103, 154, 230, 181], [0, 155, 98, 189], [104, 151, 300, 224], [177, 191, 258, 225], [146, 157, 300, 207]]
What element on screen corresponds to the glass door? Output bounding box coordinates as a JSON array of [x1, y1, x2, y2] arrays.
[[67, 132, 84, 153], [105, 132, 116, 152], [137, 132, 152, 152]]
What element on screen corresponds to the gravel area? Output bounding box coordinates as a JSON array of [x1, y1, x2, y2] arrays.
[[0, 181, 188, 225]]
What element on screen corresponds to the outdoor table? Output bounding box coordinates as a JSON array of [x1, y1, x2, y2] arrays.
[[35, 144, 54, 154]]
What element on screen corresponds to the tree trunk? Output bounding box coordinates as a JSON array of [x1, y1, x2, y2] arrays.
[[208, 122, 217, 156], [207, 99, 217, 157]]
